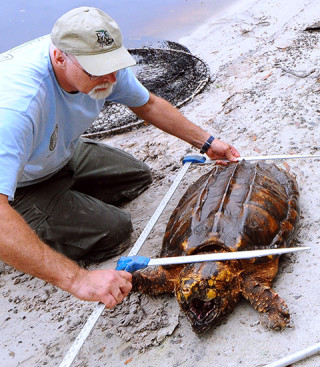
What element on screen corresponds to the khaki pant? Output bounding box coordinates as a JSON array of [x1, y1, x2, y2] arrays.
[[11, 138, 152, 262]]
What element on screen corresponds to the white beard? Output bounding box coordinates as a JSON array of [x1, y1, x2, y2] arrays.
[[88, 83, 114, 100]]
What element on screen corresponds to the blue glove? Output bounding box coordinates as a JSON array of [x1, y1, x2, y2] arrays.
[[116, 255, 150, 273]]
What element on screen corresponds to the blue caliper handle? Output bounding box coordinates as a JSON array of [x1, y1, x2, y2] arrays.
[[182, 155, 206, 164], [116, 255, 150, 273]]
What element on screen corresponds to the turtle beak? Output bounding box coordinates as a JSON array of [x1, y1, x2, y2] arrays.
[[175, 263, 223, 333], [176, 261, 240, 333], [186, 297, 224, 333]]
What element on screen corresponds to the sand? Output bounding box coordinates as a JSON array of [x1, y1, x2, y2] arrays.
[[1, 0, 320, 366]]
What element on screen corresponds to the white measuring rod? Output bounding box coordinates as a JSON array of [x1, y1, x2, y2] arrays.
[[264, 342, 320, 367], [148, 247, 310, 266], [182, 153, 320, 165], [116, 247, 310, 273]]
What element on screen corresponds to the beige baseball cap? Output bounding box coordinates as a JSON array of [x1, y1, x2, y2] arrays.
[[50, 7, 136, 75]]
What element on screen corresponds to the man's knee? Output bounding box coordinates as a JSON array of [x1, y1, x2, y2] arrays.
[[33, 189, 134, 262], [141, 161, 152, 185], [70, 139, 153, 203]]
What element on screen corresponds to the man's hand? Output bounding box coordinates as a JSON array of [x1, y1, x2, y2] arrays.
[[0, 194, 132, 309], [206, 138, 240, 165], [69, 268, 133, 308]]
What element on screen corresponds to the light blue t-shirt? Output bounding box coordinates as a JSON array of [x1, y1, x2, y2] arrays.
[[0, 37, 149, 200]]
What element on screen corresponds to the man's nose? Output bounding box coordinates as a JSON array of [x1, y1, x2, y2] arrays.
[[102, 72, 117, 84]]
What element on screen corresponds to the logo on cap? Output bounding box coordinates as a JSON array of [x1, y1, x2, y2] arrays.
[[96, 30, 114, 48]]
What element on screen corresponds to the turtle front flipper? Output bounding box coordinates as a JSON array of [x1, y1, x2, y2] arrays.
[[132, 266, 178, 295], [241, 259, 289, 330]]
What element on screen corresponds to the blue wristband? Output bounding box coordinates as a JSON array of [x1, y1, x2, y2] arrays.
[[200, 135, 215, 154]]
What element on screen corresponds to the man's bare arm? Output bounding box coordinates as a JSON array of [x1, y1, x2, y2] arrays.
[[130, 93, 240, 162], [0, 194, 132, 308]]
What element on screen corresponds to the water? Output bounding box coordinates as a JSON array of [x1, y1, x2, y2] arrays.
[[0, 0, 238, 53]]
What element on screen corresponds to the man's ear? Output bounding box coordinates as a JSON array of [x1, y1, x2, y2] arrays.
[[52, 48, 67, 69]]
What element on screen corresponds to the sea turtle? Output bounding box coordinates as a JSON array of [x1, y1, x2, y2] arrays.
[[133, 160, 300, 333]]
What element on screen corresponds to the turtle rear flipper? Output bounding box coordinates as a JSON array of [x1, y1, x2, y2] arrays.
[[132, 266, 177, 295]]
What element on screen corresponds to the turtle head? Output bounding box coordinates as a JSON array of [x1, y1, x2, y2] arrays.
[[175, 260, 241, 333]]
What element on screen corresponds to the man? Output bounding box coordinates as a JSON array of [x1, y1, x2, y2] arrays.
[[0, 7, 240, 309]]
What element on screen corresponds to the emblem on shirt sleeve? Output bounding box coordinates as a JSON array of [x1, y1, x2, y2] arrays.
[[49, 124, 58, 151], [96, 30, 114, 47]]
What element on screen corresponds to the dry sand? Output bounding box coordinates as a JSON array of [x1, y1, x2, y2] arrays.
[[1, 0, 320, 366]]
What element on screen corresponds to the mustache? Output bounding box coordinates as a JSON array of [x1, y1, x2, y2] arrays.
[[89, 82, 113, 93], [88, 82, 114, 100]]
